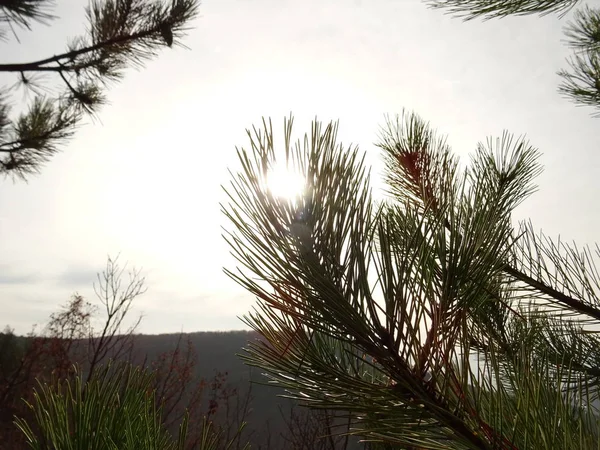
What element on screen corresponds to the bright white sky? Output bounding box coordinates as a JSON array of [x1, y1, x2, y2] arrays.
[[1, 0, 599, 335]]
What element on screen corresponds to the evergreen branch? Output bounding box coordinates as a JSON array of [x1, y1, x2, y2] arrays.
[[457, 166, 600, 322], [0, 0, 55, 30], [563, 5, 600, 53], [242, 310, 494, 449], [0, 28, 157, 73], [378, 111, 600, 323], [558, 50, 600, 115], [0, 0, 200, 179], [425, 0, 579, 20], [0, 97, 79, 178], [13, 361, 199, 449], [0, 0, 198, 73], [510, 221, 600, 320], [503, 264, 600, 320], [224, 113, 600, 448], [224, 116, 512, 448]]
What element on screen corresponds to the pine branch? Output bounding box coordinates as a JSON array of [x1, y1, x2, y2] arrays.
[[503, 264, 600, 320], [224, 114, 600, 448], [0, 26, 166, 73], [558, 53, 600, 115], [379, 112, 600, 323], [0, 0, 56, 30], [1, 0, 198, 74], [0, 97, 79, 178], [439, 211, 600, 322], [563, 5, 600, 53], [0, 0, 200, 179], [425, 0, 579, 20]]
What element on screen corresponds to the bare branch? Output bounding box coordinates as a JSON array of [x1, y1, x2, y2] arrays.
[[87, 254, 146, 383]]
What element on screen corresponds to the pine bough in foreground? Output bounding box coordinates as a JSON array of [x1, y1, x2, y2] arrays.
[[223, 112, 600, 449]]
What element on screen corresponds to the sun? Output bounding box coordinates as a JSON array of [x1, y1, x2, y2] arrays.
[[266, 165, 306, 201]]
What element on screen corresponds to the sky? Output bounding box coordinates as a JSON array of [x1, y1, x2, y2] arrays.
[[1, 0, 600, 336]]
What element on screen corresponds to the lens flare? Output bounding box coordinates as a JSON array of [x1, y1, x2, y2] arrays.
[[266, 166, 305, 201]]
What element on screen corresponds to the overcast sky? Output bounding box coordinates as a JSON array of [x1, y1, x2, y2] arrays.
[[1, 0, 599, 335]]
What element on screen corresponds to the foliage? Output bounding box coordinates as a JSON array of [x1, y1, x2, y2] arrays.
[[0, 258, 254, 449], [425, 0, 600, 115], [13, 360, 249, 450], [0, 255, 145, 447], [223, 113, 600, 449], [558, 5, 600, 112], [1, 0, 200, 439], [14, 361, 182, 449], [425, 0, 578, 19], [0, 1, 353, 448], [0, 0, 200, 179]]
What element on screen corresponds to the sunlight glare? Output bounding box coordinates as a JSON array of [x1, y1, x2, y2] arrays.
[[266, 166, 306, 201]]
